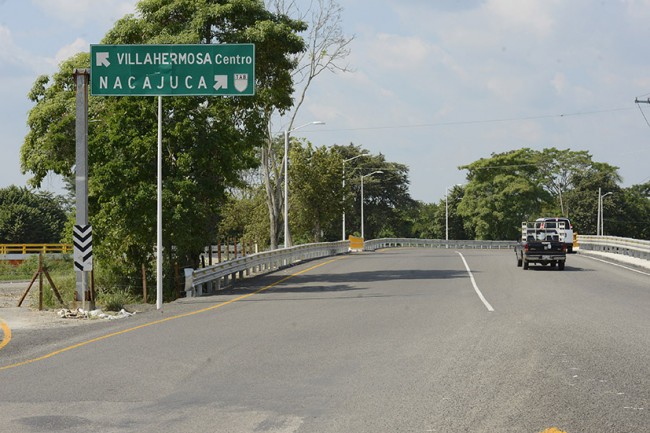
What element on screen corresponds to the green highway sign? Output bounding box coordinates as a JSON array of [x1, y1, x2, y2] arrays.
[[90, 44, 255, 96]]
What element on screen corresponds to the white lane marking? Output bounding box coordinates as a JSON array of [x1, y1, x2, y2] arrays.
[[456, 251, 495, 312], [580, 254, 650, 277]]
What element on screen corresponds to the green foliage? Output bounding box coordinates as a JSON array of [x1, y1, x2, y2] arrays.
[[38, 269, 75, 310], [564, 165, 648, 238], [0, 256, 65, 281], [414, 185, 470, 240], [289, 141, 344, 243], [97, 289, 139, 312], [11, 257, 147, 310], [330, 144, 415, 240], [536, 148, 594, 216], [0, 186, 68, 243], [620, 182, 650, 239], [410, 202, 441, 239], [458, 148, 549, 240], [0, 256, 74, 308], [219, 184, 270, 249], [455, 147, 648, 240]]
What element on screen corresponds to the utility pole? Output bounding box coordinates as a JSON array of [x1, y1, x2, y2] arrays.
[[73, 69, 94, 311]]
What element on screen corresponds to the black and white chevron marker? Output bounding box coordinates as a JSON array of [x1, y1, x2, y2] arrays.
[[73, 224, 93, 271]]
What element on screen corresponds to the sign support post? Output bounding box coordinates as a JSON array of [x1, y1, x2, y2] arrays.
[[157, 96, 163, 310], [73, 69, 94, 311]]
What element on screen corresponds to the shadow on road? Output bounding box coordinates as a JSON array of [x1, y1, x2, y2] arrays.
[[181, 266, 473, 303]]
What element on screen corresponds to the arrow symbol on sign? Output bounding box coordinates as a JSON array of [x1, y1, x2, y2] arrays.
[[213, 75, 228, 91], [96, 52, 110, 67]]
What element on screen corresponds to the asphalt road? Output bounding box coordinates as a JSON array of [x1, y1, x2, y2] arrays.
[[0, 249, 648, 433]]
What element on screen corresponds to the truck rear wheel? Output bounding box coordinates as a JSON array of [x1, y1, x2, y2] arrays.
[[558, 261, 565, 270]]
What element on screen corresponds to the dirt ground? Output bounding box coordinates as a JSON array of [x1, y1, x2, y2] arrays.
[[0, 281, 154, 330], [0, 281, 82, 329], [0, 281, 30, 308]]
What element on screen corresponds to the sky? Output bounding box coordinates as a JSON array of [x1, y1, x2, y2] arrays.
[[1, 0, 650, 204]]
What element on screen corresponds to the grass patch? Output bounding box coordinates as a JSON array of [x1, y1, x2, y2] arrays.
[[0, 256, 73, 281], [5, 256, 161, 311], [96, 289, 139, 312]]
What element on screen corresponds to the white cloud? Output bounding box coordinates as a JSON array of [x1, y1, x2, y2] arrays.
[[0, 24, 52, 73], [368, 33, 430, 71], [54, 37, 89, 64], [551, 72, 567, 96], [32, 0, 137, 28], [485, 0, 559, 37]]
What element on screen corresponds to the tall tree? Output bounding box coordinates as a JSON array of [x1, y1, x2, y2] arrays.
[[261, 0, 353, 248], [288, 141, 343, 243], [537, 148, 592, 216], [564, 162, 623, 235], [21, 0, 306, 293], [410, 202, 440, 239], [346, 153, 413, 240], [219, 182, 271, 249], [619, 182, 650, 239], [458, 148, 549, 240]]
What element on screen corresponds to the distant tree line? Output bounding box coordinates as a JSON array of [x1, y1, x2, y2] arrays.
[[455, 148, 649, 240], [0, 186, 68, 244]]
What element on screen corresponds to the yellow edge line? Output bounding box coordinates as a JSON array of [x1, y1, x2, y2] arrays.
[[0, 256, 346, 371], [0, 319, 11, 351]]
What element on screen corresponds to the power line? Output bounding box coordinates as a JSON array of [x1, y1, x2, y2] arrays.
[[637, 104, 650, 128], [317, 107, 634, 133], [634, 98, 650, 129]]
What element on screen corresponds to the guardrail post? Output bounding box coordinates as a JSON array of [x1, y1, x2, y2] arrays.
[[184, 268, 194, 297]]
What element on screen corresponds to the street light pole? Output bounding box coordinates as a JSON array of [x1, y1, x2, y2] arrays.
[[361, 170, 383, 240], [342, 152, 368, 241], [600, 191, 613, 236], [445, 184, 462, 241], [284, 120, 325, 248], [597, 188, 601, 236]]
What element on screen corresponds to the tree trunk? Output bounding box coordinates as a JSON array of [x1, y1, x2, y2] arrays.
[[261, 144, 281, 249]]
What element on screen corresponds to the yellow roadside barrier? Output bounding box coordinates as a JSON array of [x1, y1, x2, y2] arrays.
[[348, 235, 364, 251], [0, 244, 72, 255]]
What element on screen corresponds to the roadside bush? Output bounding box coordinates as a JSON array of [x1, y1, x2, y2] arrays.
[[97, 289, 138, 312]]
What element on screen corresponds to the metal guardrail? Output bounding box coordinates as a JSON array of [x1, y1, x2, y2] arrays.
[[184, 238, 518, 297], [577, 235, 650, 261], [0, 244, 73, 255], [185, 240, 350, 297], [172, 235, 650, 298], [364, 238, 518, 251]]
